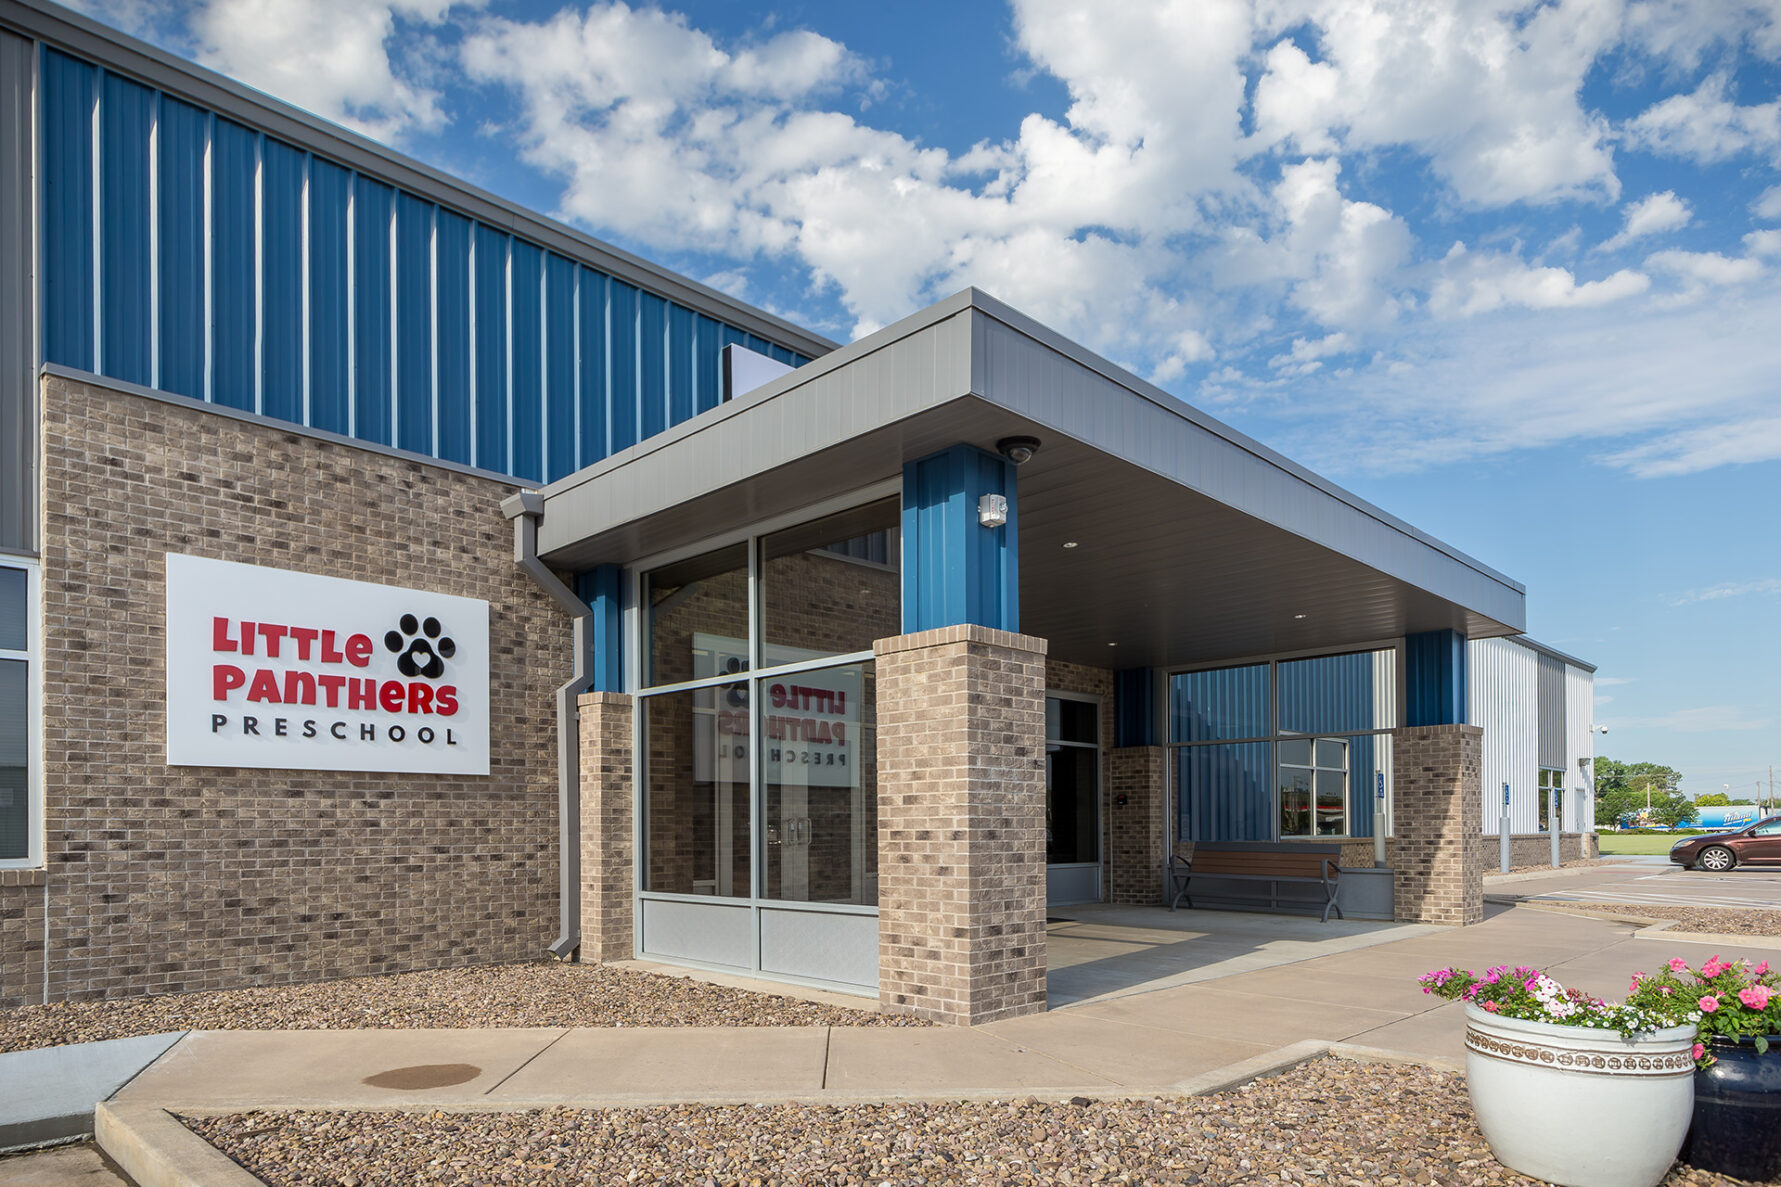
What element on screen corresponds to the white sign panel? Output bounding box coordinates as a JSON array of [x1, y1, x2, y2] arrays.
[[165, 554, 491, 774]]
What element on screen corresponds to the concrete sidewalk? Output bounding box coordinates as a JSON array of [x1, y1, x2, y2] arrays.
[[110, 903, 1781, 1113]]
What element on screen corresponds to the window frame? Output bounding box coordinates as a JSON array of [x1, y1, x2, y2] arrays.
[[1044, 689, 1103, 869], [0, 556, 42, 870], [626, 482, 900, 920], [1162, 639, 1404, 845]]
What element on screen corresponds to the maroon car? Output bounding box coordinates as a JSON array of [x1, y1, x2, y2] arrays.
[[1670, 816, 1781, 871]]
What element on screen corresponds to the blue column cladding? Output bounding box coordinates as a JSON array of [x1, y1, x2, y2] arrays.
[[901, 444, 1019, 634], [576, 566, 624, 693], [1114, 668, 1156, 747], [1406, 629, 1468, 726]]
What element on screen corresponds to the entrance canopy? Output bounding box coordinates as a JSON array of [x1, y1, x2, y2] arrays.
[[528, 288, 1524, 669]]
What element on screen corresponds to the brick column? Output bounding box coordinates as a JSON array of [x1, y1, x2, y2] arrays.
[[578, 692, 634, 963], [874, 625, 1047, 1025], [1391, 724, 1483, 925], [1107, 747, 1166, 905]]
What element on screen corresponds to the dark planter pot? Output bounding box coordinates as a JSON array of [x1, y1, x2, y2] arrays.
[[1684, 1035, 1781, 1182]]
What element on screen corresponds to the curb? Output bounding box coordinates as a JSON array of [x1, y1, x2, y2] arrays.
[[0, 1031, 187, 1152], [1481, 862, 1645, 885], [1168, 1039, 1331, 1095], [1497, 900, 1781, 950], [1328, 1041, 1465, 1074], [95, 1103, 265, 1187]]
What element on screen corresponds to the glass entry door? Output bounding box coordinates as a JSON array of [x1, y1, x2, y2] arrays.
[[1045, 693, 1101, 906]]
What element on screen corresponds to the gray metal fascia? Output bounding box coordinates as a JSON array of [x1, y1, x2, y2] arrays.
[[0, 0, 838, 360], [534, 299, 979, 556], [965, 305, 1525, 630], [1508, 634, 1598, 673], [961, 288, 1525, 597]]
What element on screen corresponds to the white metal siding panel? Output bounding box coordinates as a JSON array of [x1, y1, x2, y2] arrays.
[[1565, 664, 1595, 831], [1469, 638, 1540, 833]]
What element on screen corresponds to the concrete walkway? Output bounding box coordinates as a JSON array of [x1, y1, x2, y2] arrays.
[[107, 902, 1781, 1112]]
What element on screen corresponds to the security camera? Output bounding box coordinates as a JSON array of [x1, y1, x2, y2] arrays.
[[997, 436, 1041, 465]]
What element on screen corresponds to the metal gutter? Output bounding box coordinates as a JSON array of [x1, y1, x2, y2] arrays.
[[1508, 634, 1597, 673], [500, 489, 590, 959]]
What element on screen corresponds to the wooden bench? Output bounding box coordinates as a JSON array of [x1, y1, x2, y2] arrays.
[[1168, 844, 1343, 922]]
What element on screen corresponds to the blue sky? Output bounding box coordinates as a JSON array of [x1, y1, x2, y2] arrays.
[[82, 0, 1781, 798]]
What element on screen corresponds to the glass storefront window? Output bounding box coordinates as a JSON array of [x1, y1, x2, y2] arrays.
[[0, 659, 25, 860], [1538, 768, 1564, 832], [761, 663, 876, 905], [644, 543, 749, 688], [1279, 737, 1348, 837], [1277, 650, 1396, 735], [760, 499, 899, 669], [1170, 664, 1269, 743], [642, 684, 751, 897], [1177, 742, 1273, 841], [1046, 695, 1100, 865]]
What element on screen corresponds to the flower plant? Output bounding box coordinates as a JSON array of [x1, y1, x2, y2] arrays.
[[1418, 964, 1699, 1038], [1626, 955, 1781, 1066]]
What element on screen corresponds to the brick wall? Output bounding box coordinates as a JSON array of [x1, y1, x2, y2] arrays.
[[1, 373, 571, 1006], [1476, 832, 1600, 870], [578, 692, 634, 963], [1391, 724, 1483, 926], [874, 625, 1047, 1024], [1107, 747, 1165, 904]]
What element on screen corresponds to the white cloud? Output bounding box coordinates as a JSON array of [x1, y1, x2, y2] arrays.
[[1595, 191, 1691, 252], [1428, 243, 1648, 317], [1624, 0, 1781, 71], [1643, 248, 1765, 305], [181, 0, 478, 141], [1625, 74, 1781, 164], [1608, 414, 1781, 476], [1250, 0, 1623, 206], [1668, 578, 1781, 605], [1754, 184, 1781, 220], [1268, 330, 1353, 376]]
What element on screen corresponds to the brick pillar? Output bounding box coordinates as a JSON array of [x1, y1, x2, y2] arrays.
[[1107, 747, 1166, 905], [874, 625, 1047, 1025], [1391, 724, 1483, 925], [578, 691, 634, 963]]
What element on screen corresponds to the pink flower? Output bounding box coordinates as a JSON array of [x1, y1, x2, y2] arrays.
[[1702, 958, 1727, 978], [1670, 957, 1690, 973], [1483, 1001, 1499, 1013], [1700, 996, 1721, 1013], [1662, 987, 1674, 996], [1758, 961, 1771, 976], [1693, 1043, 1706, 1060], [1740, 985, 1773, 1010]]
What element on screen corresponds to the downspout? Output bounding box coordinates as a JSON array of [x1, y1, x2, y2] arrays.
[[501, 489, 591, 960]]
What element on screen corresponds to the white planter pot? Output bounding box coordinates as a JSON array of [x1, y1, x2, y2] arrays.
[[1464, 1004, 1696, 1187]]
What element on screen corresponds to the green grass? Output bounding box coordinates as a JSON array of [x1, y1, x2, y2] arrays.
[[1598, 833, 1686, 855]]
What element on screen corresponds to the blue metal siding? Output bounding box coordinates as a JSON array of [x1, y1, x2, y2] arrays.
[[471, 223, 507, 472], [901, 444, 1018, 633], [1407, 629, 1468, 726], [99, 72, 152, 385], [667, 303, 694, 427], [352, 174, 392, 444], [33, 46, 821, 480], [155, 95, 205, 399], [638, 291, 666, 440], [393, 191, 432, 454], [608, 280, 637, 453], [577, 268, 608, 466], [577, 564, 624, 693], [41, 49, 95, 371], [543, 253, 575, 480], [1278, 651, 1389, 735], [1113, 668, 1155, 748], [210, 117, 256, 411], [307, 159, 351, 434], [260, 138, 304, 424], [433, 209, 471, 465], [508, 239, 543, 483], [694, 314, 721, 413]]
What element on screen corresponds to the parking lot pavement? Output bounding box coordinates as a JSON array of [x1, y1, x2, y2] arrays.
[[1512, 864, 1781, 911]]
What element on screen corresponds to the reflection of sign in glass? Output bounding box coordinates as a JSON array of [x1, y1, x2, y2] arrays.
[[690, 634, 861, 789]]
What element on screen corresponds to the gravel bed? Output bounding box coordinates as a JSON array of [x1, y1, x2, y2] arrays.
[[0, 961, 924, 1053], [1553, 902, 1781, 938], [183, 1059, 1760, 1186]]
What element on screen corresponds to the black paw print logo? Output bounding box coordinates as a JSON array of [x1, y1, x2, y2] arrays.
[[385, 613, 455, 679]]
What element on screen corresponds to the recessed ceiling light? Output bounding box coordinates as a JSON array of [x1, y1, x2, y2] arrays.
[[1063, 541, 1078, 549], [1293, 614, 1308, 620], [1107, 642, 1118, 647]]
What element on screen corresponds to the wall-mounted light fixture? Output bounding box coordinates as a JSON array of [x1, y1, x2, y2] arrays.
[[978, 493, 1009, 528]]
